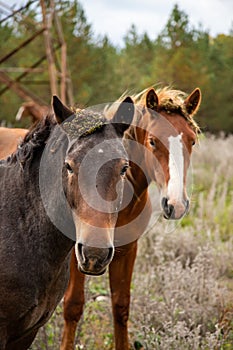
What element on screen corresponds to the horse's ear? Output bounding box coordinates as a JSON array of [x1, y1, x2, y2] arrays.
[[146, 88, 159, 111], [111, 96, 134, 136], [184, 88, 201, 116], [52, 95, 74, 124]]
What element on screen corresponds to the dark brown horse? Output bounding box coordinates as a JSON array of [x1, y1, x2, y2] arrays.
[[0, 96, 134, 349], [60, 86, 201, 350]]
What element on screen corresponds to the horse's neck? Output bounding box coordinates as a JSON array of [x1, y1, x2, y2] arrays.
[[128, 161, 149, 199], [25, 180, 73, 264], [1, 142, 73, 265], [125, 130, 150, 199], [116, 131, 152, 244], [35, 135, 74, 241]]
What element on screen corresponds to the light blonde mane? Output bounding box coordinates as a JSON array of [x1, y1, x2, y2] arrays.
[[132, 86, 200, 134], [105, 86, 200, 135]]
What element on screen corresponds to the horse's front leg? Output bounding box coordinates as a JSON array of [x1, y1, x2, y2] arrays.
[[109, 241, 137, 350], [60, 248, 85, 350]]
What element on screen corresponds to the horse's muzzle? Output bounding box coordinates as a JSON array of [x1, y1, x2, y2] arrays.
[[161, 197, 189, 220], [76, 243, 114, 275]]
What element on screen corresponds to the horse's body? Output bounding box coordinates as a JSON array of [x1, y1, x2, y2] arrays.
[[61, 87, 202, 350], [0, 96, 134, 349], [0, 127, 27, 159], [0, 101, 48, 160]]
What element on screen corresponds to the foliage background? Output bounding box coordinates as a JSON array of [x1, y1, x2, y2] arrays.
[[0, 1, 232, 348]]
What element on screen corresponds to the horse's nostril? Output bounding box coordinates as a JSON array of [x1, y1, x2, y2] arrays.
[[105, 246, 114, 263], [77, 244, 114, 265], [162, 197, 168, 210], [167, 204, 174, 217], [161, 197, 174, 218], [77, 242, 83, 255], [77, 243, 85, 262]]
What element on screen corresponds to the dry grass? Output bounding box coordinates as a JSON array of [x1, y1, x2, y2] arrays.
[[31, 135, 233, 350]]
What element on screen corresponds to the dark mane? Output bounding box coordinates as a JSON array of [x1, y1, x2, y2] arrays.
[[0, 108, 108, 169], [4, 114, 56, 166]]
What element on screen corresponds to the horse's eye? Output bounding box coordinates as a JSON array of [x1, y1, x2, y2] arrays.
[[120, 164, 129, 176], [149, 138, 156, 148], [65, 162, 74, 174]]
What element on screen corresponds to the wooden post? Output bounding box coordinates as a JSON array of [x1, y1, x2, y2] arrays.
[[0, 28, 45, 65], [40, 0, 58, 96], [54, 9, 67, 103], [0, 1, 74, 106], [0, 45, 60, 96], [54, 6, 74, 105], [0, 70, 46, 104]]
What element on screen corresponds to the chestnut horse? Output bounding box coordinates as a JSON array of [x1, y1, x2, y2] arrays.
[[0, 96, 134, 349], [60, 86, 201, 350], [15, 101, 50, 124], [0, 127, 27, 159], [0, 101, 48, 159]]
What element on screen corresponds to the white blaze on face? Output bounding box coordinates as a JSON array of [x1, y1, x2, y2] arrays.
[[167, 133, 184, 201]]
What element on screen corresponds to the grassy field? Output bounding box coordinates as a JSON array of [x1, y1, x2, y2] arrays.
[[32, 135, 233, 350]]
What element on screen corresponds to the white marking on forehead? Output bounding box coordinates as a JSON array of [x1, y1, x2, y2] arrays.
[[167, 133, 184, 200], [98, 148, 104, 153]]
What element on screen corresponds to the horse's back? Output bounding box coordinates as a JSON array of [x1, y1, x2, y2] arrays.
[[0, 127, 28, 159]]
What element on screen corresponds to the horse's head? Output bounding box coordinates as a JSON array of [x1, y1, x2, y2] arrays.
[[53, 96, 134, 275], [133, 87, 201, 220], [15, 101, 49, 123]]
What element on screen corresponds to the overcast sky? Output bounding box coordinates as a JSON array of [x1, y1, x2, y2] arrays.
[[2, 0, 233, 46], [79, 0, 233, 46]]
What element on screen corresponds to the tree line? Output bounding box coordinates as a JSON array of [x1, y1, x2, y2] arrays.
[[0, 1, 232, 133]]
